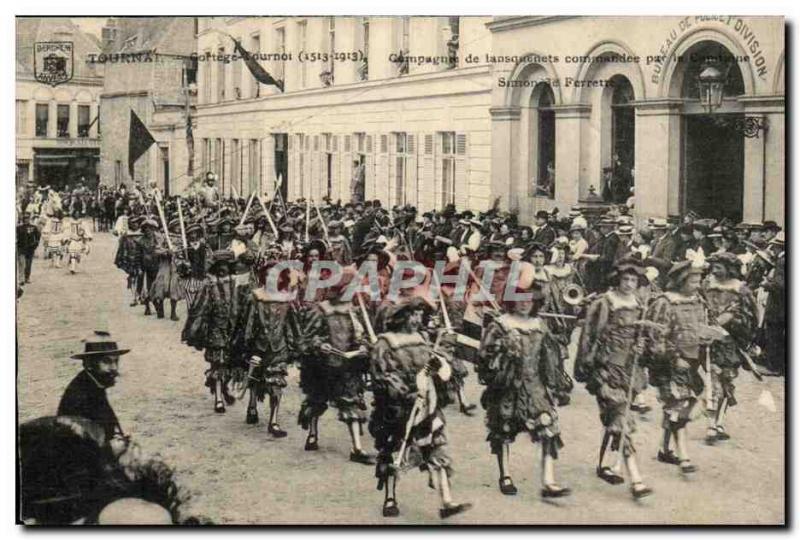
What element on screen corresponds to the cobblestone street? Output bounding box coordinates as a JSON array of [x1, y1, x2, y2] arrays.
[[16, 232, 786, 525]]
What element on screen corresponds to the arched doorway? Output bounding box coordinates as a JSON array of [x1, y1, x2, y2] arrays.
[[678, 41, 746, 222], [528, 82, 556, 198], [604, 75, 635, 203]]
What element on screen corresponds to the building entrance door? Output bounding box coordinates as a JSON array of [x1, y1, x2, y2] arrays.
[[273, 134, 289, 201], [683, 114, 744, 222]]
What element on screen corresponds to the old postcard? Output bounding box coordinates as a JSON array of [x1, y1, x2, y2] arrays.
[[15, 15, 785, 525]]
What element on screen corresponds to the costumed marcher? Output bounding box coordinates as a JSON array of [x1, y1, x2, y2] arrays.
[[477, 284, 573, 499], [182, 250, 238, 413], [137, 217, 162, 316], [65, 219, 93, 274], [575, 258, 652, 498], [644, 259, 720, 475], [369, 297, 472, 519], [236, 259, 300, 435], [149, 218, 183, 320], [296, 268, 373, 463], [702, 252, 758, 444]]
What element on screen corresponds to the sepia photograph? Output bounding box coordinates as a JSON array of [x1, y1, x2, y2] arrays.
[[13, 13, 786, 526]]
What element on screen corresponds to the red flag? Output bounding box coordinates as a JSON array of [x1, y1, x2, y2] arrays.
[[128, 110, 156, 178]]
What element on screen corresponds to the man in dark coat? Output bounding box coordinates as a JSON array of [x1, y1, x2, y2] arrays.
[[16, 212, 41, 284], [531, 210, 556, 247], [57, 331, 130, 456]]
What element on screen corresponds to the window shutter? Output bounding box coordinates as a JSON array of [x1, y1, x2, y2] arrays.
[[434, 134, 443, 210], [314, 135, 319, 152], [340, 145, 351, 202], [421, 133, 435, 212], [364, 134, 375, 200], [407, 134, 417, 207], [376, 134, 388, 203], [344, 134, 351, 153], [454, 133, 468, 210], [388, 134, 396, 206]]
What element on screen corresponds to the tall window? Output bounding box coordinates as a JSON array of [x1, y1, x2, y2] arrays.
[[611, 75, 635, 201], [249, 34, 261, 98], [77, 105, 91, 137], [56, 104, 70, 138], [16, 101, 26, 135], [440, 132, 456, 208], [216, 46, 226, 102], [114, 160, 122, 186], [398, 17, 410, 75], [249, 139, 261, 193], [35, 104, 48, 137], [232, 38, 243, 99], [393, 132, 408, 205], [297, 21, 307, 89], [274, 27, 286, 84], [297, 134, 305, 198], [231, 139, 241, 195], [446, 17, 459, 69], [202, 49, 212, 103], [533, 83, 555, 198]]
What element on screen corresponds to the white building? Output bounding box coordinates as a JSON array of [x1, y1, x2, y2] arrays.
[[16, 18, 104, 189], [487, 16, 785, 225], [193, 16, 785, 226], [195, 16, 493, 211]]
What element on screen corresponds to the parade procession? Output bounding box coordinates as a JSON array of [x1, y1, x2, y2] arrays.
[[14, 15, 785, 527]]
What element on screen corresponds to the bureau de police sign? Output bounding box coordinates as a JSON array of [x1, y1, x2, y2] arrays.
[[34, 41, 74, 87]]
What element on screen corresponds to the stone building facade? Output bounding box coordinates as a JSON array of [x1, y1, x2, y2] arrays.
[[487, 16, 785, 225], [194, 16, 494, 211], [16, 18, 104, 189], [98, 17, 197, 196]]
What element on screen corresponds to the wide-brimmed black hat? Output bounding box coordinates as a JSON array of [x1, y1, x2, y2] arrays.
[[707, 252, 742, 274], [607, 256, 647, 283], [70, 331, 130, 360], [665, 260, 704, 290]]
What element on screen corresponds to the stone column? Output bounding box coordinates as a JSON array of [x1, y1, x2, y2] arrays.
[[47, 101, 57, 138], [740, 95, 784, 225], [69, 101, 78, 138], [552, 104, 590, 207], [262, 135, 276, 197], [489, 106, 520, 211], [633, 99, 683, 220]]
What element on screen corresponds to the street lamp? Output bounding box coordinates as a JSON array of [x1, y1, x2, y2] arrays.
[[696, 61, 767, 138], [697, 63, 726, 114]]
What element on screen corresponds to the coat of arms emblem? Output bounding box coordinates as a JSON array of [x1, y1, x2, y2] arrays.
[[33, 41, 74, 86]]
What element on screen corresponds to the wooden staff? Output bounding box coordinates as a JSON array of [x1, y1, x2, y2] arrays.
[[239, 191, 256, 227], [256, 195, 279, 237], [154, 193, 174, 252], [312, 198, 330, 245], [176, 196, 188, 255], [355, 293, 377, 344]]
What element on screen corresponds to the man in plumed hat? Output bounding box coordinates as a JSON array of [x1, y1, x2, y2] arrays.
[[702, 251, 758, 445], [368, 297, 472, 519], [58, 331, 131, 455]]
